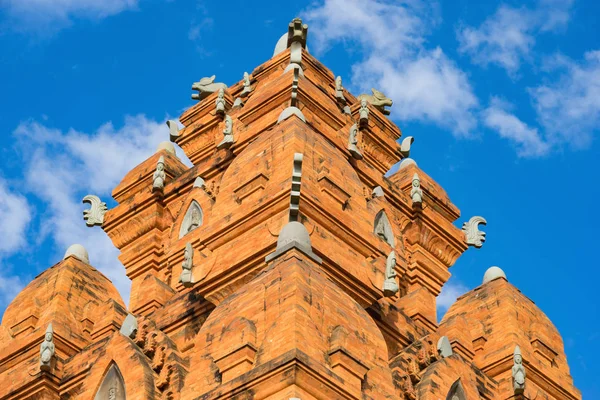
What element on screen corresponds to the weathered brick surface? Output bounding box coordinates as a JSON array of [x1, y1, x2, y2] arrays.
[[0, 22, 581, 400]]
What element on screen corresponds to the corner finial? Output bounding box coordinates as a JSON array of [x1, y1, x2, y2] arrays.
[[411, 173, 423, 206], [241, 72, 253, 97], [400, 136, 414, 158], [462, 216, 487, 248], [437, 336, 453, 358], [40, 323, 55, 371], [217, 115, 234, 149], [347, 123, 362, 159], [166, 120, 180, 142], [215, 88, 226, 116], [120, 313, 138, 339], [512, 345, 526, 394], [482, 266, 507, 284], [191, 75, 227, 102], [157, 141, 176, 155], [63, 244, 90, 264], [359, 99, 369, 127], [152, 156, 166, 192], [287, 18, 308, 48], [82, 195, 107, 227]]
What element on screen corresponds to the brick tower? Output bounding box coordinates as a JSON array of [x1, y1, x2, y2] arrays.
[[0, 18, 581, 400]]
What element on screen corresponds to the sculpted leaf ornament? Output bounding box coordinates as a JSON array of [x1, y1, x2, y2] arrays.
[[462, 216, 487, 248], [83, 195, 107, 227]]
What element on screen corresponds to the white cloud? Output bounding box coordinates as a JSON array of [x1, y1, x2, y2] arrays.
[[304, 0, 479, 136], [529, 51, 600, 149], [437, 279, 469, 318], [0, 179, 31, 254], [0, 0, 138, 31], [457, 0, 573, 75], [0, 269, 25, 317], [12, 115, 190, 305], [483, 98, 550, 157]]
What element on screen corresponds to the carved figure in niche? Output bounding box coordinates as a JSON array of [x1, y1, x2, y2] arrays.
[[94, 364, 126, 400], [359, 98, 369, 127], [217, 115, 234, 149], [191, 75, 227, 101], [179, 201, 203, 238], [358, 88, 393, 115], [215, 88, 226, 115], [347, 123, 362, 159], [513, 345, 526, 394], [383, 251, 399, 297], [335, 76, 346, 104], [153, 156, 165, 192], [40, 323, 55, 371], [374, 210, 395, 247], [411, 173, 422, 205], [179, 242, 194, 287], [241, 72, 253, 97]]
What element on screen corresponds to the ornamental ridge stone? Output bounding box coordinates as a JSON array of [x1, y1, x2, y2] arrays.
[[83, 195, 107, 227], [462, 216, 487, 248]]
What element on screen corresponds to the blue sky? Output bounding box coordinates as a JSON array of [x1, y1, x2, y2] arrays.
[[0, 0, 598, 396]]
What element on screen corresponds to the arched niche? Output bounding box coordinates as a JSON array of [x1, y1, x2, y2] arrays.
[[94, 363, 126, 400], [179, 200, 203, 238], [374, 210, 395, 247], [446, 379, 467, 400]]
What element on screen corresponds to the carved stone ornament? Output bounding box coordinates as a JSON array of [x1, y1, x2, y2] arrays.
[[83, 195, 107, 227], [372, 186, 384, 198], [357, 88, 393, 115], [359, 99, 369, 127], [290, 67, 300, 107], [166, 119, 180, 142], [462, 216, 487, 248], [374, 210, 395, 247], [119, 313, 138, 339], [411, 173, 423, 205], [446, 379, 467, 400], [288, 18, 308, 48], [191, 75, 227, 102], [40, 323, 55, 371], [289, 153, 303, 222], [94, 364, 126, 400], [217, 115, 234, 150], [512, 345, 526, 394], [335, 76, 346, 104], [215, 88, 226, 115], [437, 336, 453, 358], [179, 201, 203, 238], [179, 242, 194, 287], [347, 123, 363, 159], [241, 72, 253, 97], [383, 251, 399, 297], [152, 156, 166, 192], [400, 136, 414, 158]]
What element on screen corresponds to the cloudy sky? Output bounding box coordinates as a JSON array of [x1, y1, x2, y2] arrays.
[[0, 0, 598, 396]]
